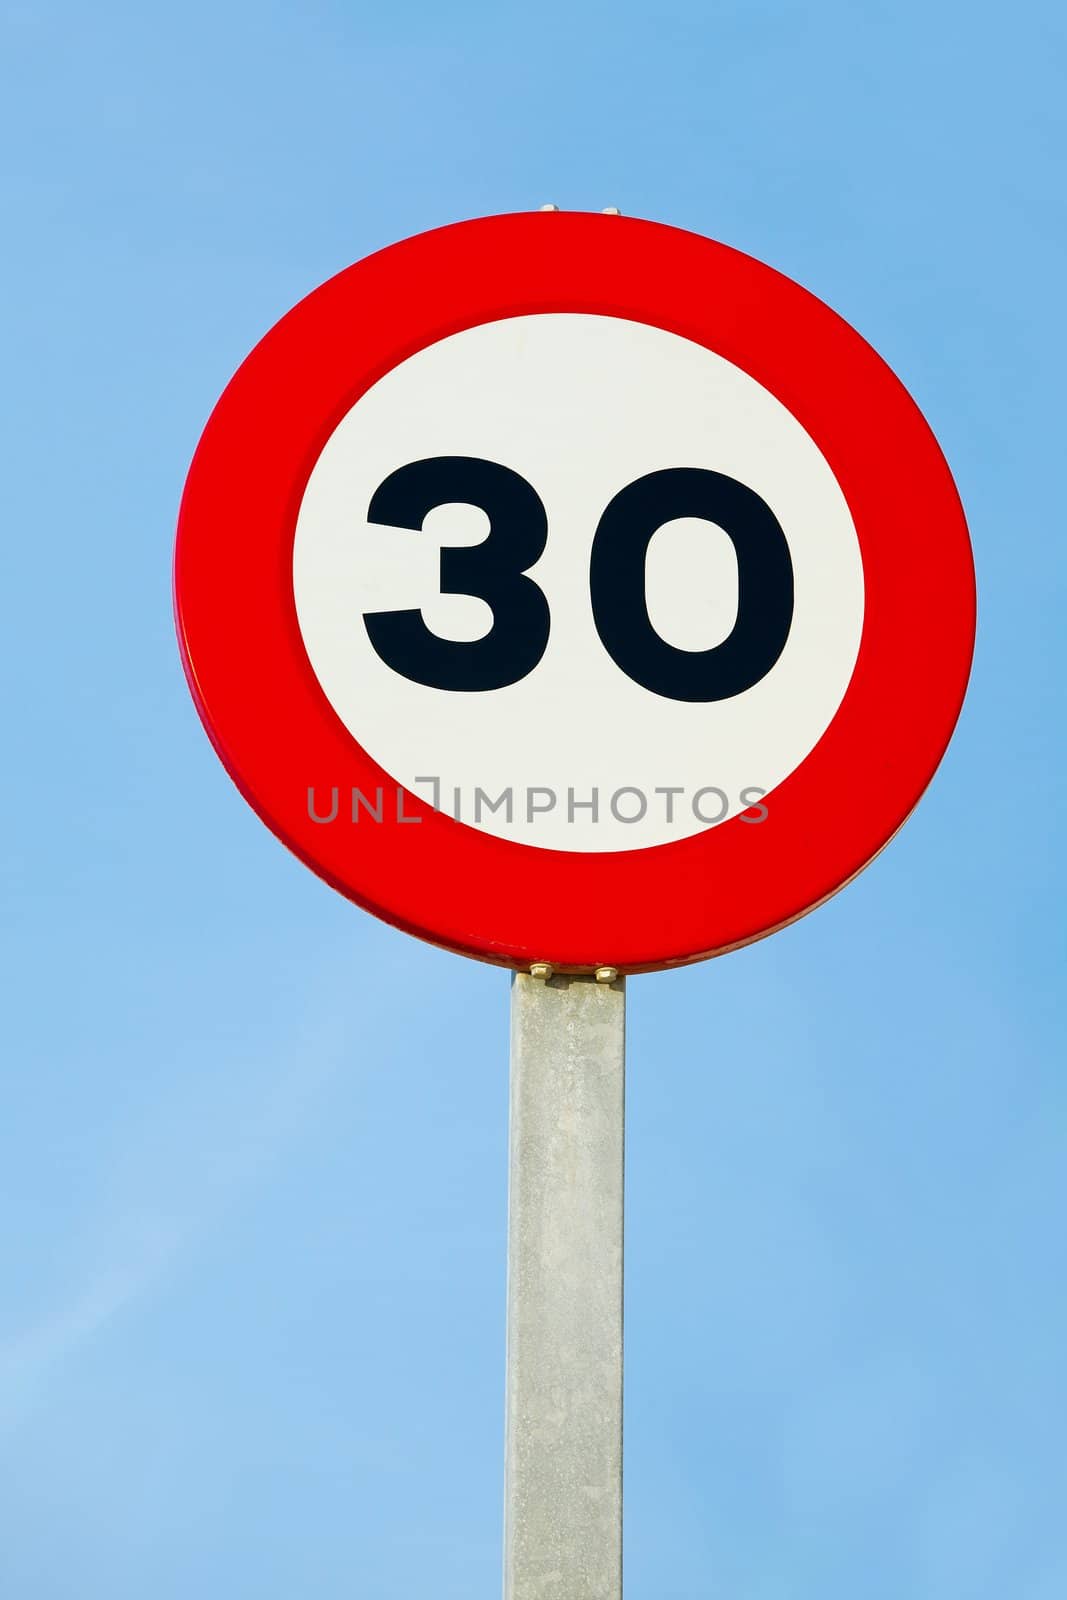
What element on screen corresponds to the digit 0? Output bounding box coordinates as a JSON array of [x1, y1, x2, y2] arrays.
[[589, 467, 794, 702]]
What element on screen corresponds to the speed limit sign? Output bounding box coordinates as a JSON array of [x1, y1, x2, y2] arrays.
[[174, 210, 975, 973]]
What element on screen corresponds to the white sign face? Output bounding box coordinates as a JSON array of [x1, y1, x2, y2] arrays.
[[293, 312, 864, 852]]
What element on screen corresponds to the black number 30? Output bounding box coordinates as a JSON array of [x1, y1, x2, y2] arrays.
[[363, 456, 794, 702]]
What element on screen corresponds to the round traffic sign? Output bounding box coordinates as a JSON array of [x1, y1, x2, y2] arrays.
[[174, 210, 975, 973]]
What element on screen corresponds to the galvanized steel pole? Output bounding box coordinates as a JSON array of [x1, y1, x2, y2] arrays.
[[504, 971, 625, 1599]]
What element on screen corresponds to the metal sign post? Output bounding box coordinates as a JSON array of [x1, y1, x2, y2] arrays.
[[505, 970, 625, 1600]]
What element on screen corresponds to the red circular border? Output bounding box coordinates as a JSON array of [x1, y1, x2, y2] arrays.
[[174, 211, 975, 973]]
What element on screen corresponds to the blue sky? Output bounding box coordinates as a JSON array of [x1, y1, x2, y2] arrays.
[[2, 2, 1065, 1596]]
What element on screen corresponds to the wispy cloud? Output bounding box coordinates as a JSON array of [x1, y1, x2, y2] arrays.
[[0, 972, 355, 1434]]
